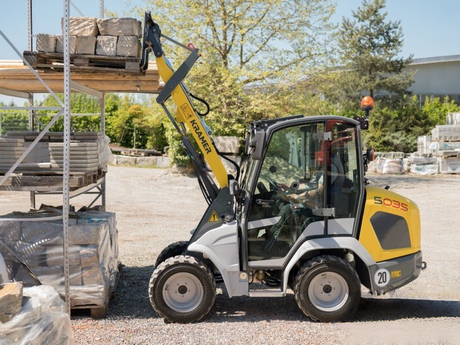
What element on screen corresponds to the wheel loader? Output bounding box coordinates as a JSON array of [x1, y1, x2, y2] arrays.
[[141, 12, 425, 323]]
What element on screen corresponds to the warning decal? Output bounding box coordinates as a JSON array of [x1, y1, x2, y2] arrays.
[[209, 210, 220, 223]]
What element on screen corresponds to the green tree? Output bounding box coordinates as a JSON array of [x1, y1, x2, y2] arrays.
[[366, 96, 433, 152], [130, 0, 337, 163], [422, 96, 460, 125], [336, 0, 414, 100]]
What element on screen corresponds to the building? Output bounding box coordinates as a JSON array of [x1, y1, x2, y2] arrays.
[[405, 55, 460, 104]]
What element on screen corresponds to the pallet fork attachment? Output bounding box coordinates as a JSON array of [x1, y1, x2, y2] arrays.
[[140, 12, 231, 203]]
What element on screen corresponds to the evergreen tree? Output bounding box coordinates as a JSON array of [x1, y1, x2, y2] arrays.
[[337, 0, 413, 99]]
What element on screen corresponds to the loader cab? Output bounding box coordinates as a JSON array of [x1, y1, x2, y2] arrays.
[[239, 116, 365, 264]]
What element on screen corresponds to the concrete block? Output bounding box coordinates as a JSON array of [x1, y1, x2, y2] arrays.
[[82, 266, 104, 285], [22, 142, 50, 164], [114, 155, 137, 165], [37, 265, 82, 286], [96, 36, 118, 56], [69, 224, 103, 245], [75, 36, 96, 55], [80, 246, 99, 268], [117, 36, 140, 57], [36, 34, 56, 53], [55, 35, 77, 54], [97, 17, 142, 37], [68, 17, 99, 36], [155, 156, 171, 168], [70, 265, 83, 286], [0, 282, 23, 323], [45, 245, 81, 266]]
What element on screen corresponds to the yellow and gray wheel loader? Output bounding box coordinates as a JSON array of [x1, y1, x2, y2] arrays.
[[141, 12, 426, 323]]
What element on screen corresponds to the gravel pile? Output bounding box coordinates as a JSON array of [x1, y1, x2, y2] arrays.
[[1, 167, 459, 344]]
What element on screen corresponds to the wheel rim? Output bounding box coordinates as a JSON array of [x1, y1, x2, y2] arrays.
[[308, 272, 349, 312], [162, 272, 204, 313]]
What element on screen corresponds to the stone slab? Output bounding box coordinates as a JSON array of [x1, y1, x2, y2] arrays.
[[116, 36, 140, 57], [55, 35, 77, 54], [36, 34, 56, 53], [75, 36, 96, 55], [97, 17, 142, 37], [96, 36, 118, 56], [68, 17, 99, 37], [82, 266, 104, 285], [80, 246, 99, 268], [0, 282, 23, 323], [45, 245, 81, 266]]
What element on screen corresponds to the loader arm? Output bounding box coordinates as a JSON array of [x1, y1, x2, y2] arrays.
[[141, 12, 229, 201]]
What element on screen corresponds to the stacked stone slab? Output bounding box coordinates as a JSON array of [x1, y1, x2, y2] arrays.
[[36, 16, 142, 58], [0, 209, 118, 309], [430, 115, 460, 174], [97, 17, 142, 57], [0, 132, 109, 174]]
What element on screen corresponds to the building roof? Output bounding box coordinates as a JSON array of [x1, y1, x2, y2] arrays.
[[410, 55, 460, 66]]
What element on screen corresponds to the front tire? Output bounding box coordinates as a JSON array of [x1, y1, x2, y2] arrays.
[[149, 255, 216, 323], [294, 255, 361, 322], [154, 241, 189, 268]]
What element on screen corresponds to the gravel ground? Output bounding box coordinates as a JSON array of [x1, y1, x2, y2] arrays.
[[1, 166, 459, 344]]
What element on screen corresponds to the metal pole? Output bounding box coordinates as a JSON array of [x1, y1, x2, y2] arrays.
[[100, 0, 104, 18], [27, 0, 33, 51], [62, 0, 71, 315], [100, 93, 106, 210]]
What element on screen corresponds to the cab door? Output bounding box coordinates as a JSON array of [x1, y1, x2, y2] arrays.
[[324, 120, 362, 237], [245, 122, 326, 261]]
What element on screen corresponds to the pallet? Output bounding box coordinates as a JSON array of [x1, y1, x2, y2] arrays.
[[0, 171, 101, 191], [120, 148, 162, 157], [70, 268, 120, 319], [23, 51, 142, 74]]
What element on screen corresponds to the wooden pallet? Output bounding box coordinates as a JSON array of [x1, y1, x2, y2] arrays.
[[0, 171, 101, 191], [70, 268, 120, 319], [120, 148, 162, 157], [23, 51, 142, 74]]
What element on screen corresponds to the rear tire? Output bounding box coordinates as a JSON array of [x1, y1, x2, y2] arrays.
[[149, 255, 216, 323], [294, 255, 360, 322], [154, 241, 189, 268]]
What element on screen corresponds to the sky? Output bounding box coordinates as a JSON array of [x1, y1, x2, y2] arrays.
[[0, 0, 460, 103]]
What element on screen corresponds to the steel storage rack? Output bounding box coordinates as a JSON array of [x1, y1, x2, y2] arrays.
[[0, 0, 162, 317]]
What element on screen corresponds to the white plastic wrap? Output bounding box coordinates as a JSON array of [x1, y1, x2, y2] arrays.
[[0, 208, 118, 309], [97, 135, 115, 169], [0, 285, 73, 345], [0, 253, 8, 284], [381, 159, 403, 175], [410, 163, 438, 175], [438, 157, 460, 174]]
